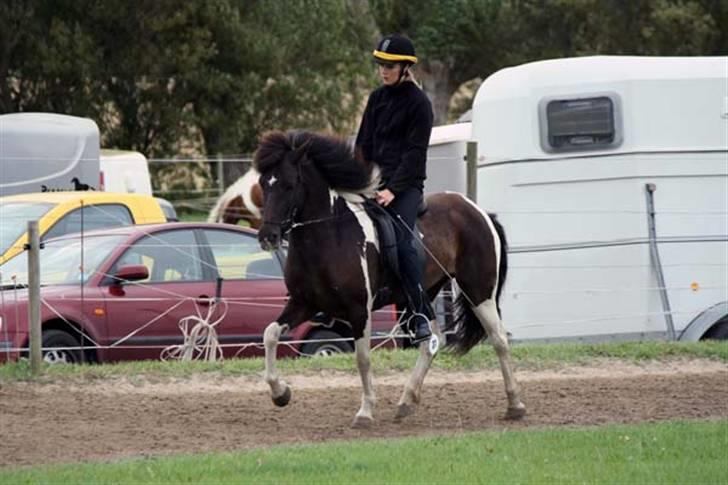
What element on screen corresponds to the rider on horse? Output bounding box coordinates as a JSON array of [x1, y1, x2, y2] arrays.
[[355, 34, 434, 344]]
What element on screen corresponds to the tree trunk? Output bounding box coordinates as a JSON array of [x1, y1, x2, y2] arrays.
[[417, 60, 457, 126]]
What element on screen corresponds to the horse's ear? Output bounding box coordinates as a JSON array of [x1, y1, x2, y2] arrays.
[[293, 138, 312, 165]]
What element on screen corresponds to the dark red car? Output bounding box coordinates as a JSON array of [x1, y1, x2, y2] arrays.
[[0, 223, 399, 364]]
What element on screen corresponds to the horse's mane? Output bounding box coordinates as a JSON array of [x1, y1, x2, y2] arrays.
[[254, 130, 375, 192]]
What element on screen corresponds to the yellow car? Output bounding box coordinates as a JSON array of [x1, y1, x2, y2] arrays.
[[0, 192, 171, 265]]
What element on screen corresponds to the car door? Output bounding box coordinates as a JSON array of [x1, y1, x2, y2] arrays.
[[200, 228, 287, 357], [102, 228, 216, 361]]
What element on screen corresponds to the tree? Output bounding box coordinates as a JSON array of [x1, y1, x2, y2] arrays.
[[368, 0, 727, 124], [369, 0, 508, 124], [0, 0, 102, 116], [200, 0, 376, 154]]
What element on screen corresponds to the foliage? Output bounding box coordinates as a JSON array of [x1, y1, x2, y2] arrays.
[[2, 419, 726, 483], [369, 0, 727, 122], [1, 0, 724, 153], [0, 0, 375, 158]]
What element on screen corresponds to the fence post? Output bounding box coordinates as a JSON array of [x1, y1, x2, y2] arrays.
[[465, 141, 478, 203], [27, 220, 42, 374], [645, 183, 676, 341], [217, 153, 225, 196]]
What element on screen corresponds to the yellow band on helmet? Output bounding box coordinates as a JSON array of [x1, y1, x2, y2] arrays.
[[372, 50, 418, 64]]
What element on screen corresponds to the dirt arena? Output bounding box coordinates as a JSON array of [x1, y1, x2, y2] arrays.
[[1, 359, 726, 467]]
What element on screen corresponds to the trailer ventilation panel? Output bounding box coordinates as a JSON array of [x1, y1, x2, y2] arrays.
[[539, 93, 622, 152]]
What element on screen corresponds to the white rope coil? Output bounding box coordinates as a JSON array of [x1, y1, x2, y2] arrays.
[[160, 299, 228, 362]]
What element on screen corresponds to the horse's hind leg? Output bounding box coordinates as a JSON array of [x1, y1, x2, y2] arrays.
[[473, 299, 526, 419], [395, 321, 444, 420], [264, 299, 313, 407]]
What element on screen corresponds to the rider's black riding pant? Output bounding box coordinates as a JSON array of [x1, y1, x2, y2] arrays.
[[385, 187, 434, 323]]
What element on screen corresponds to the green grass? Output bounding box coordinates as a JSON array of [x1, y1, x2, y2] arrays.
[[2, 419, 726, 484], [176, 210, 208, 222], [1, 340, 726, 383]]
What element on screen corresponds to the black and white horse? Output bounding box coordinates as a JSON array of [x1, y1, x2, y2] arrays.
[[255, 130, 525, 427]]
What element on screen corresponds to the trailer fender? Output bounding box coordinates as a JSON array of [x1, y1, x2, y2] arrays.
[[678, 301, 728, 341]]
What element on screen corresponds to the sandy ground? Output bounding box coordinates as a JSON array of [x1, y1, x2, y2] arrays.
[[1, 359, 726, 467]]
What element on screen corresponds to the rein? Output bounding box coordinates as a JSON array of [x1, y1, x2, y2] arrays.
[[289, 208, 365, 230]]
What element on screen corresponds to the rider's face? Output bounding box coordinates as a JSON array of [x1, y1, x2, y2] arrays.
[[378, 62, 402, 86]]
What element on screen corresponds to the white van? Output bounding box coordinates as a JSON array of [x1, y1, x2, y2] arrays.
[[471, 56, 727, 342]]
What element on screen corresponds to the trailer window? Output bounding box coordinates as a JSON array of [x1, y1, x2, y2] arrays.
[[540, 94, 622, 152]]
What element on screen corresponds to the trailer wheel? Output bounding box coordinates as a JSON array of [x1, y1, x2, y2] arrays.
[[703, 318, 728, 340]]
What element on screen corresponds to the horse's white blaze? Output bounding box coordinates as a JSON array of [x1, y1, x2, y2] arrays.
[[328, 189, 339, 211], [459, 194, 501, 301]]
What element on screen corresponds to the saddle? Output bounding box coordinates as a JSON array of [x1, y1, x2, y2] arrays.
[[362, 198, 427, 289]]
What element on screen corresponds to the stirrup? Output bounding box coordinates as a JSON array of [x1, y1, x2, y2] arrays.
[[408, 313, 433, 344], [410, 321, 440, 356]]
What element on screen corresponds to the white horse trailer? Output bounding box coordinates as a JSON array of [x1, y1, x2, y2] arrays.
[[471, 56, 728, 342], [99, 149, 153, 195], [0, 113, 100, 196], [424, 122, 471, 195]]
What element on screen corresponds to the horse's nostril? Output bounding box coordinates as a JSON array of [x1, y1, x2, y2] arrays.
[[259, 235, 278, 251]]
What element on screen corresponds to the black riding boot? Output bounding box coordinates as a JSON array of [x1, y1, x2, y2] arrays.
[[398, 240, 433, 344]]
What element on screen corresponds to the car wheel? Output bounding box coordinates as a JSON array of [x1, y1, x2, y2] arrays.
[[42, 330, 82, 364], [703, 318, 728, 340], [300, 330, 353, 357]]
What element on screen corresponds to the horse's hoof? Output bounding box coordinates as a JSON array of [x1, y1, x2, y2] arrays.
[[395, 403, 416, 421], [351, 415, 374, 429], [272, 386, 292, 407], [505, 404, 526, 420]]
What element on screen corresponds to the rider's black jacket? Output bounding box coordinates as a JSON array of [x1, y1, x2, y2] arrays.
[[355, 81, 433, 195]]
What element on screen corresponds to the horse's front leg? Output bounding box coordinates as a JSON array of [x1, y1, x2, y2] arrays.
[[352, 310, 376, 429], [396, 319, 444, 420], [264, 299, 313, 407]]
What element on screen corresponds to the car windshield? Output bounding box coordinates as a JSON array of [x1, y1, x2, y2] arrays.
[[0, 201, 55, 254], [0, 234, 125, 287]]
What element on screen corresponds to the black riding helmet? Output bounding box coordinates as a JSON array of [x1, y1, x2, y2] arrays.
[[373, 34, 418, 65]]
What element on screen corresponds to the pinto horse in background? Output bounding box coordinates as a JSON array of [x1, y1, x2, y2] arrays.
[[207, 168, 264, 228], [255, 130, 526, 428]]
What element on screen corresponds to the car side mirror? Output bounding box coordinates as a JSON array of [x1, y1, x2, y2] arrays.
[[112, 264, 149, 284]]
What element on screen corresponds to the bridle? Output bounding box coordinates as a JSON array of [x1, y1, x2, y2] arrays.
[[260, 158, 307, 234]]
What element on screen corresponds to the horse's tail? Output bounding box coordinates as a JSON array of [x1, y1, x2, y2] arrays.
[[445, 212, 508, 356], [446, 293, 484, 356], [490, 212, 508, 317]]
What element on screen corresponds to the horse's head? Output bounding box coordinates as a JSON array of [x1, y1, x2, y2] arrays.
[[254, 131, 311, 250], [254, 130, 375, 250]]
